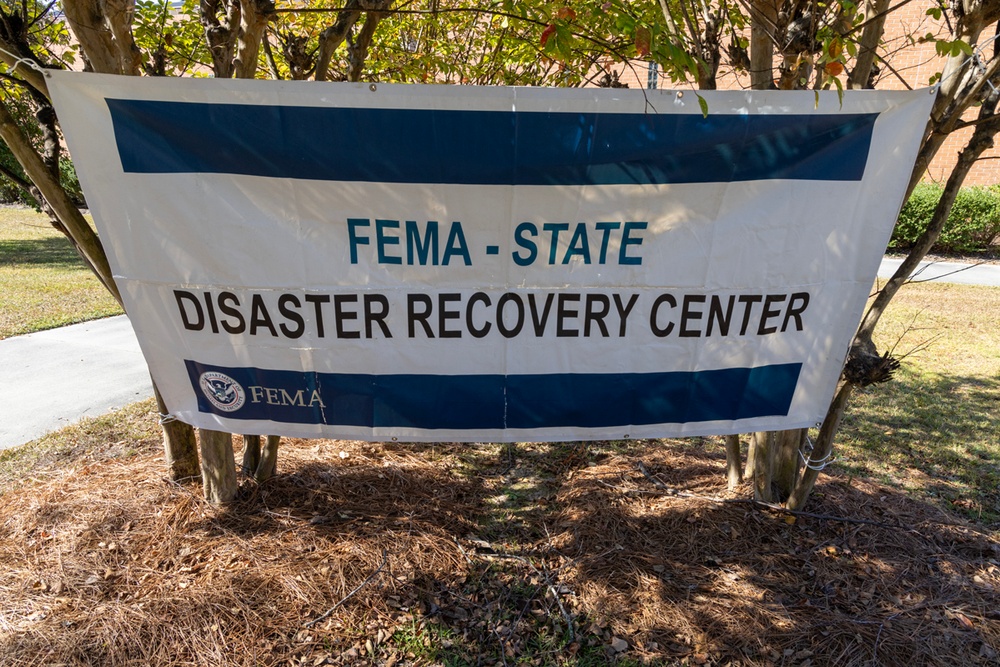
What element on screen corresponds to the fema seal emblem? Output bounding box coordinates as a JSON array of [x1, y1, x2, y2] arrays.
[[199, 371, 246, 412]]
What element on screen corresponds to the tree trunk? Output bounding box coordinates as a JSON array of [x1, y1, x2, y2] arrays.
[[241, 434, 261, 475], [201, 0, 241, 78], [314, 0, 362, 81], [61, 0, 122, 74], [744, 432, 757, 479], [786, 383, 852, 510], [233, 0, 274, 79], [200, 429, 237, 503], [751, 431, 773, 502], [749, 0, 778, 90], [849, 0, 890, 89], [724, 434, 742, 490], [772, 428, 804, 500], [255, 435, 280, 482], [347, 8, 386, 82], [154, 383, 200, 481]]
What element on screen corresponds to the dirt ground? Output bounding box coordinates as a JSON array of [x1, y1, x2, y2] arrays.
[[1, 429, 998, 666]]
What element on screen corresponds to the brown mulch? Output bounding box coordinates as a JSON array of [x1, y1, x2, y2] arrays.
[[1, 429, 998, 666]]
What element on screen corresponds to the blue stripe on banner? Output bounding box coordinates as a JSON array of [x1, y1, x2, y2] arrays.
[[109, 99, 876, 185], [185, 360, 801, 430]]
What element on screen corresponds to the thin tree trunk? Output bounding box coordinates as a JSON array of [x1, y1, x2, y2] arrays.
[[314, 0, 362, 81], [772, 428, 804, 499], [724, 434, 743, 490], [744, 432, 757, 479], [233, 0, 273, 79], [154, 383, 200, 481], [848, 0, 890, 89], [255, 435, 280, 482], [200, 429, 237, 503], [347, 8, 385, 82], [752, 431, 773, 502], [0, 98, 118, 301], [786, 383, 852, 510], [749, 0, 777, 90], [241, 434, 261, 476]]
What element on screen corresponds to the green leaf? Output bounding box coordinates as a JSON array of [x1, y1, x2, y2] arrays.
[[696, 93, 708, 118], [831, 75, 845, 108]]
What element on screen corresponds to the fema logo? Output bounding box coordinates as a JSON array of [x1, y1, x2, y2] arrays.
[[199, 371, 246, 412]]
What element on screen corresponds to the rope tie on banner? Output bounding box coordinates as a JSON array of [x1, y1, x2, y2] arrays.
[[799, 436, 836, 471], [934, 33, 1000, 93], [971, 35, 1000, 94], [0, 45, 51, 78], [159, 413, 178, 425]]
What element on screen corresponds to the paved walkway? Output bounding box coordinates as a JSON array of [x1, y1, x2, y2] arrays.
[[877, 257, 1000, 285], [0, 316, 153, 450], [1, 257, 997, 451]]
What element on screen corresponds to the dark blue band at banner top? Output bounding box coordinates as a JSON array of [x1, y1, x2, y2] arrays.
[[185, 360, 801, 430], [108, 99, 876, 185]]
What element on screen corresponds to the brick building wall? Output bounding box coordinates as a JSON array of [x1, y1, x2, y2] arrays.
[[610, 3, 1000, 187]]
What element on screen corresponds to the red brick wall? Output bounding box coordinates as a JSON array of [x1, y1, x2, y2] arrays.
[[606, 3, 999, 187]]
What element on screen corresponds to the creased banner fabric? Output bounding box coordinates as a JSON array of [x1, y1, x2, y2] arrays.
[[48, 72, 934, 442]]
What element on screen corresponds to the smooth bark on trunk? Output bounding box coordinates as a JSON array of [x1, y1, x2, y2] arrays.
[[314, 0, 362, 81], [241, 434, 261, 475], [749, 0, 778, 90], [154, 384, 200, 481], [61, 0, 121, 74], [347, 8, 386, 82], [786, 383, 852, 510], [849, 0, 890, 89], [200, 429, 237, 503], [255, 435, 280, 482], [772, 428, 804, 499], [744, 432, 757, 479], [724, 434, 743, 490], [751, 431, 773, 502]]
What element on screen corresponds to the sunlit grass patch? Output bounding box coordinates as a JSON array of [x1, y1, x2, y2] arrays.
[[0, 207, 122, 339], [837, 281, 1000, 523]]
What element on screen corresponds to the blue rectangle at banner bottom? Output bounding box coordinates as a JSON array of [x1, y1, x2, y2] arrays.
[[185, 360, 801, 432]]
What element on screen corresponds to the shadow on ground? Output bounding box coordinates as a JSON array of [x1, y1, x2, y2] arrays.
[[839, 369, 1000, 522], [1, 435, 998, 666], [0, 236, 82, 268]]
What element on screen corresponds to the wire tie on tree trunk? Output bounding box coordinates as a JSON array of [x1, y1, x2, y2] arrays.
[[935, 33, 1000, 92], [0, 47, 50, 78], [799, 436, 836, 471], [159, 412, 178, 425]]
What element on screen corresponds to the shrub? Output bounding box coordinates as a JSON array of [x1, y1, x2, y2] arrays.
[[891, 182, 1000, 253]]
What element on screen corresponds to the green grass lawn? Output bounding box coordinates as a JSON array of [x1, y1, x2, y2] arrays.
[[0, 206, 123, 339], [837, 281, 1000, 524]]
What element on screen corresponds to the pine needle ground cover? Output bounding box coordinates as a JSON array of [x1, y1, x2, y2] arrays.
[[1, 396, 998, 665], [0, 207, 122, 339]]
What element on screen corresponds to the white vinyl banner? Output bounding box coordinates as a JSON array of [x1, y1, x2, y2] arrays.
[[48, 71, 934, 442]]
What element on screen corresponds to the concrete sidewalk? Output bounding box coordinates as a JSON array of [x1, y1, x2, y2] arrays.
[[0, 316, 153, 450], [877, 257, 1000, 285], [1, 256, 996, 452]]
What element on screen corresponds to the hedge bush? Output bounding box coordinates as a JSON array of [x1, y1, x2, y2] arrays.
[[891, 182, 1000, 253]]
